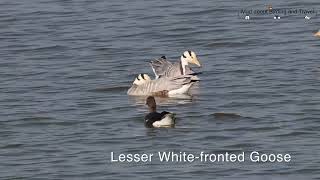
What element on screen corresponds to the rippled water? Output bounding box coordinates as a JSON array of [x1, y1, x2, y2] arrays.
[[1, 0, 320, 179]]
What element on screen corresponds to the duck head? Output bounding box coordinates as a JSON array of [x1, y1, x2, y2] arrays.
[[146, 96, 157, 112]]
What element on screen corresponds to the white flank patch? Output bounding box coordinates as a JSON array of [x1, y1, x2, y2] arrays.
[[168, 84, 193, 96], [152, 114, 175, 127]]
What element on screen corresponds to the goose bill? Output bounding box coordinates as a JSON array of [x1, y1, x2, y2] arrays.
[[192, 58, 201, 67]]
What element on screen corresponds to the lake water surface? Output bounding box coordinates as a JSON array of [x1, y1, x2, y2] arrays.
[[1, 0, 320, 179]]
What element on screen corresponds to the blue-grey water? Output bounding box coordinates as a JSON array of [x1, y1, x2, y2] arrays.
[[1, 0, 320, 179]]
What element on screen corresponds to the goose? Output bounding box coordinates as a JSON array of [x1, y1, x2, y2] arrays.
[[127, 73, 199, 97], [145, 96, 175, 128], [150, 50, 201, 79]]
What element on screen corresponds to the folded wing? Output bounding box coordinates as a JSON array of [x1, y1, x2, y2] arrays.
[[127, 74, 197, 96], [150, 57, 173, 78], [150, 57, 198, 79]]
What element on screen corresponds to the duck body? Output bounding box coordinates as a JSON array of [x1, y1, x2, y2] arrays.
[[144, 111, 175, 128]]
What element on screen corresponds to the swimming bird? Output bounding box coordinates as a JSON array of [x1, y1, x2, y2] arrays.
[[314, 30, 320, 37], [144, 96, 175, 128], [127, 73, 199, 97], [150, 50, 201, 79]]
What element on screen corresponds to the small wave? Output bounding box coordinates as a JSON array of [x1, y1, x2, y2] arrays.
[[14, 116, 80, 127], [20, 116, 55, 121], [212, 112, 244, 119], [206, 42, 248, 48], [1, 143, 23, 149], [90, 86, 129, 92], [271, 131, 316, 137]]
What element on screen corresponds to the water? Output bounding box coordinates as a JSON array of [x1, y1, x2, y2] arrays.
[[1, 0, 320, 179]]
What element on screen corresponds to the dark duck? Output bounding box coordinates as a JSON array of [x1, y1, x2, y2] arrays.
[[144, 96, 175, 128]]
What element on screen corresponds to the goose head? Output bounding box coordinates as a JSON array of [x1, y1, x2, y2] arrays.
[[133, 74, 151, 85], [180, 50, 201, 67]]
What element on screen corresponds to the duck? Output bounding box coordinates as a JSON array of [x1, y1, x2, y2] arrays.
[[149, 50, 201, 80], [127, 73, 199, 97], [144, 96, 175, 128]]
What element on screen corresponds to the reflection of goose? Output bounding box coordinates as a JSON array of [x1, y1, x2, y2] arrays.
[[128, 94, 193, 107], [145, 96, 175, 128], [314, 30, 320, 37], [127, 73, 199, 97], [150, 51, 201, 79]]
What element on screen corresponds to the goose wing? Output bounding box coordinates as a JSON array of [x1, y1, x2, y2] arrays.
[[127, 75, 196, 96], [150, 57, 174, 78], [165, 63, 202, 80], [150, 61, 185, 78], [150, 57, 199, 79]]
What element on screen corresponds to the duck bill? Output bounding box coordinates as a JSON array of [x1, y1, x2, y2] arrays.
[[193, 58, 201, 67]]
